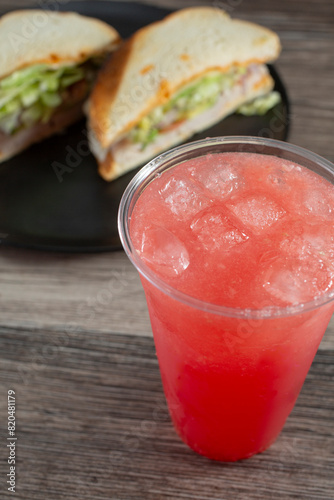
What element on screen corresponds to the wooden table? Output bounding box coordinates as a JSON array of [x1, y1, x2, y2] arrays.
[[1, 0, 333, 498]]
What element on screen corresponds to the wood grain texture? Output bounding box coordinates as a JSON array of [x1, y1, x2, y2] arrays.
[[0, 1, 334, 499], [1, 245, 333, 348], [0, 247, 151, 336], [0, 328, 333, 500]]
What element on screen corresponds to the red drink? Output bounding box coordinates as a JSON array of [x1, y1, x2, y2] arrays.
[[119, 137, 334, 461]]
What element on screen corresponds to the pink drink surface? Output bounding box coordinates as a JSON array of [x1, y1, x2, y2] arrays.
[[130, 152, 334, 460]]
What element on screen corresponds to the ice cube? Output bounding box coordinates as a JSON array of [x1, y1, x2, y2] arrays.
[[264, 267, 308, 305], [266, 160, 303, 190], [280, 236, 309, 263], [190, 208, 249, 251], [280, 233, 320, 261], [263, 259, 333, 305], [280, 230, 334, 271], [190, 159, 243, 199], [303, 233, 334, 263], [159, 176, 211, 219], [302, 188, 333, 220], [138, 224, 189, 277], [228, 195, 286, 234], [267, 168, 290, 190]]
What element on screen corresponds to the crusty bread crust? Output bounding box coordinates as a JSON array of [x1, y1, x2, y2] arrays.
[[88, 39, 135, 148], [88, 7, 281, 149], [0, 10, 121, 79]]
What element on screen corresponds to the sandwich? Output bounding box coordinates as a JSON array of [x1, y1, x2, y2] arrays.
[[87, 7, 281, 181], [0, 9, 120, 162]]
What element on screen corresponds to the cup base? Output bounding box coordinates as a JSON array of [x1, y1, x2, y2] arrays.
[[178, 428, 278, 462]]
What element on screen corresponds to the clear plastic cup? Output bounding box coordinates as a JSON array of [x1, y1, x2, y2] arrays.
[[118, 137, 334, 461]]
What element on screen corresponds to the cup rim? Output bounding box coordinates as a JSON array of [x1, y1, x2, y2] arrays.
[[118, 136, 334, 319]]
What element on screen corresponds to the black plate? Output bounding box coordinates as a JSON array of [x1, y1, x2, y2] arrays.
[[0, 1, 290, 252]]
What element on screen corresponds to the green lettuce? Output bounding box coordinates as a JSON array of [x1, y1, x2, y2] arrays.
[[0, 64, 85, 134], [237, 91, 281, 116], [130, 68, 246, 148], [130, 69, 281, 149]]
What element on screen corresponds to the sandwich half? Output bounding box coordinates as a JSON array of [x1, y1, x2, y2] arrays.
[[0, 9, 120, 162], [87, 7, 281, 181]]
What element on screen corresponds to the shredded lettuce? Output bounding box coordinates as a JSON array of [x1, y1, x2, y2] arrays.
[[130, 68, 246, 148], [0, 64, 86, 134], [237, 91, 281, 116], [130, 69, 281, 149]]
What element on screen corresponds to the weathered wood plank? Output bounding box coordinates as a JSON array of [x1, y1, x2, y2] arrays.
[[0, 328, 333, 500], [1, 246, 334, 349]]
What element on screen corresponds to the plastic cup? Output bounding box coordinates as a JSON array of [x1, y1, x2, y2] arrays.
[[118, 137, 334, 461]]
